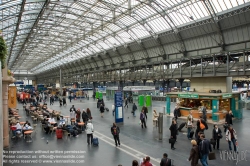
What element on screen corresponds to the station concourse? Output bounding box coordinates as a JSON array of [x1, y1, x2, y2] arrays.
[[1, 0, 250, 166], [3, 97, 250, 166]]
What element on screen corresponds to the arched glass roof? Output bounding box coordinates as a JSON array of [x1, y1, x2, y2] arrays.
[[0, 0, 249, 74]]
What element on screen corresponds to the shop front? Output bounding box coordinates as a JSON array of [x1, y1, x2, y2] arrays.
[[166, 92, 242, 121]]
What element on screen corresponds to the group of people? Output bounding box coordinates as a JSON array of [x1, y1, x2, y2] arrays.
[[11, 120, 33, 138], [171, 105, 237, 166]]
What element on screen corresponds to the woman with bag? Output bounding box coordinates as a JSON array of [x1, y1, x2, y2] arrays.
[[188, 140, 199, 166], [169, 119, 177, 150], [212, 124, 222, 150]]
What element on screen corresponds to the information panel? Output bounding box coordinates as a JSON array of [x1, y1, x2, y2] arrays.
[[115, 91, 123, 123]]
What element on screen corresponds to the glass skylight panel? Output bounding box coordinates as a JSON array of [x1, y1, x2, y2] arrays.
[[130, 24, 150, 38], [119, 15, 137, 26], [147, 16, 170, 32], [134, 5, 155, 19], [0, 0, 21, 10]]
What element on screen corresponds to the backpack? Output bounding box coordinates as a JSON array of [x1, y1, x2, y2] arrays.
[[199, 120, 205, 130]]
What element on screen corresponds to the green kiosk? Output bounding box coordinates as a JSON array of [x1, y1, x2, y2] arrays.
[[166, 92, 243, 121]]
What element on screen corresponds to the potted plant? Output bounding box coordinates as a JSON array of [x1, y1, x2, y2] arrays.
[[0, 30, 8, 69]]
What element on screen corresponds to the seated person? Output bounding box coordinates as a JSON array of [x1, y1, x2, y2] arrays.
[[42, 104, 47, 111], [48, 117, 57, 127], [23, 120, 30, 127], [22, 123, 33, 135], [42, 110, 50, 117], [11, 122, 22, 138], [59, 117, 66, 126], [44, 119, 51, 134]]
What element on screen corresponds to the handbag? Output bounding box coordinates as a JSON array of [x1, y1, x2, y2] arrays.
[[169, 138, 175, 144], [210, 139, 216, 145], [208, 152, 216, 160], [218, 134, 223, 139]]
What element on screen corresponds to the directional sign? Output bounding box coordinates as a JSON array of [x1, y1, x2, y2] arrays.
[[115, 91, 123, 107]]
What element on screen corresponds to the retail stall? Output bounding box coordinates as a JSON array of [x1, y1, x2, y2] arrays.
[[166, 92, 242, 121]]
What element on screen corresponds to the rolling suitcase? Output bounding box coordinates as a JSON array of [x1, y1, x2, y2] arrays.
[[178, 122, 186, 131], [93, 138, 99, 146], [105, 107, 109, 111], [56, 128, 63, 139], [190, 130, 194, 138]]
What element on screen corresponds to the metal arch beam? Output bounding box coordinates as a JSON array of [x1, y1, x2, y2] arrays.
[[150, 1, 187, 55], [105, 52, 115, 66], [202, 0, 225, 50], [97, 54, 106, 66], [9, 0, 51, 68], [8, 0, 26, 64]]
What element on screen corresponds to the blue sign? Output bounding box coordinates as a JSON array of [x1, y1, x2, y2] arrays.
[[115, 91, 123, 107], [115, 91, 123, 123]]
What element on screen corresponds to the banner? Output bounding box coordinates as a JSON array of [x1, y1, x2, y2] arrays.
[[8, 86, 17, 108]]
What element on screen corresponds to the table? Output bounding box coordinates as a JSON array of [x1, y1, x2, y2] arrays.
[[77, 122, 85, 131], [19, 122, 25, 125], [24, 130, 33, 142]]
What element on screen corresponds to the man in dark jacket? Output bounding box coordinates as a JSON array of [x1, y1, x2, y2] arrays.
[[160, 153, 171, 166], [173, 106, 180, 121], [169, 119, 178, 150], [82, 109, 88, 130], [111, 123, 120, 147], [224, 110, 234, 132], [132, 103, 137, 117], [69, 105, 76, 112], [199, 134, 212, 166]]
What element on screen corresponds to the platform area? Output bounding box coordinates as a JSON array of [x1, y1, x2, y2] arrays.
[[4, 98, 250, 166]]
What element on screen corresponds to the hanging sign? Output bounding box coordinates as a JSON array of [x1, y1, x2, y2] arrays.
[[8, 86, 17, 108]]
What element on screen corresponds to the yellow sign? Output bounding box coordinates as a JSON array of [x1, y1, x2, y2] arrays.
[[8, 86, 17, 108]]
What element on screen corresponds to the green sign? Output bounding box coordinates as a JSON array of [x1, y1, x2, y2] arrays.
[[200, 96, 220, 99], [166, 94, 178, 97], [222, 94, 232, 99], [178, 93, 199, 99]]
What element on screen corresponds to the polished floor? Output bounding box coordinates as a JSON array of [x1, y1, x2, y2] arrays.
[[4, 97, 250, 166]]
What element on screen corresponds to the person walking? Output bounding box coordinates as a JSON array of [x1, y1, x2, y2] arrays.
[[187, 117, 193, 140], [82, 109, 88, 131], [132, 103, 137, 117], [124, 98, 128, 108], [69, 105, 76, 112], [202, 106, 207, 122], [140, 110, 147, 128], [188, 140, 199, 166], [173, 106, 180, 121], [111, 123, 121, 147], [70, 109, 76, 125], [169, 119, 177, 150], [132, 160, 139, 166], [100, 104, 105, 117], [160, 153, 171, 166], [86, 108, 92, 120], [76, 108, 81, 122], [199, 134, 212, 166], [226, 125, 237, 152], [153, 110, 159, 127], [224, 110, 234, 132], [196, 116, 208, 138], [142, 106, 148, 120], [212, 124, 222, 150], [86, 120, 94, 145]]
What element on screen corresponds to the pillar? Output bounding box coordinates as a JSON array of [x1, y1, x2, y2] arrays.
[[153, 80, 156, 86], [59, 68, 62, 96], [2, 64, 15, 149], [143, 79, 147, 86], [226, 77, 232, 93], [166, 96, 170, 115], [132, 81, 135, 86], [179, 78, 184, 92], [212, 99, 219, 122], [119, 80, 124, 91]]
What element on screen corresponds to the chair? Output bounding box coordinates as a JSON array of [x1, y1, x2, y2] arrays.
[[32, 124, 37, 133], [49, 126, 57, 135]]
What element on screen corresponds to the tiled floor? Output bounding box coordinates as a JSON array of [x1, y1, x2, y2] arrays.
[[4, 98, 250, 166]]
